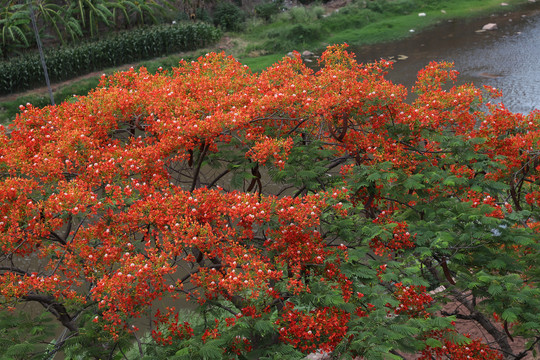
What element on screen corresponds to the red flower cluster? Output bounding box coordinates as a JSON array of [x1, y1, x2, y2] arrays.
[[465, 191, 512, 219], [152, 307, 194, 345], [420, 329, 503, 360], [370, 210, 415, 256], [0, 44, 537, 358], [277, 303, 350, 353], [229, 336, 252, 356], [390, 282, 432, 318]]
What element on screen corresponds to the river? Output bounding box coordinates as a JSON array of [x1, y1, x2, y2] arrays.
[[348, 4, 540, 114]]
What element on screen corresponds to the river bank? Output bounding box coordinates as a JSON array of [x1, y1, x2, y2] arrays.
[[0, 0, 538, 124], [237, 0, 540, 69]]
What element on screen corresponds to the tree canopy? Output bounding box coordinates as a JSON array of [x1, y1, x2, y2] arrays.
[[0, 45, 539, 359]]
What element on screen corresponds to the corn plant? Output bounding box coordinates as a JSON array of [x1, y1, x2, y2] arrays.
[[0, 22, 221, 95]]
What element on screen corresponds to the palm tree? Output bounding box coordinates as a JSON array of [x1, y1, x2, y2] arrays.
[[34, 0, 82, 45], [0, 1, 32, 57], [67, 0, 115, 37]]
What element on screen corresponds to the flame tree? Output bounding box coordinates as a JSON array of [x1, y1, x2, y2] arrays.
[[0, 45, 538, 359]]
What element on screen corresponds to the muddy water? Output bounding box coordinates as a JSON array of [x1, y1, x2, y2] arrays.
[[347, 4, 540, 114]]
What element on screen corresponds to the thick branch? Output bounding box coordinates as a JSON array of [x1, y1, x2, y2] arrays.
[[449, 289, 514, 359], [190, 143, 209, 191], [22, 294, 78, 333], [426, 259, 514, 358], [509, 182, 523, 211], [47, 231, 66, 246]]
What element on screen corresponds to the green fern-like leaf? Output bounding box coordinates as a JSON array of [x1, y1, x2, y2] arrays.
[[444, 331, 471, 346]]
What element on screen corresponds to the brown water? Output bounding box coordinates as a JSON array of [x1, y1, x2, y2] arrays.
[[347, 5, 540, 114]]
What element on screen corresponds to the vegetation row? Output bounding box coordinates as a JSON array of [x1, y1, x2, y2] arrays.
[[0, 0, 178, 56], [0, 22, 221, 96]]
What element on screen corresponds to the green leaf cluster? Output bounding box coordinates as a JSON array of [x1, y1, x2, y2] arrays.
[[0, 311, 57, 360]]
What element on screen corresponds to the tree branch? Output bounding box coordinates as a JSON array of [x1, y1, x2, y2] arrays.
[[191, 142, 209, 191], [449, 289, 515, 359], [22, 294, 78, 333]]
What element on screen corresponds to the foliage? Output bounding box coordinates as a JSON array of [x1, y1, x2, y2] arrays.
[[110, 0, 171, 28], [255, 0, 283, 22], [261, 23, 325, 53], [0, 311, 57, 360], [0, 45, 539, 359], [0, 1, 32, 58], [0, 0, 174, 58], [67, 0, 116, 37], [366, 0, 418, 15], [296, 0, 330, 6], [34, 0, 83, 46], [0, 22, 221, 95], [0, 0, 82, 57], [213, 2, 245, 32], [195, 7, 213, 23]]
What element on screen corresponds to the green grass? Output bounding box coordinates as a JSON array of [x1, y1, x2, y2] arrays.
[[325, 13, 438, 45], [0, 79, 97, 124], [237, 0, 531, 70], [238, 53, 287, 71], [0, 78, 98, 122]]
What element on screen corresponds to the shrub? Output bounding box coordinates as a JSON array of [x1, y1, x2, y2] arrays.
[[195, 8, 213, 23], [366, 0, 418, 15], [297, 0, 326, 5], [312, 5, 326, 20], [213, 2, 246, 32], [364, 0, 418, 15], [321, 7, 381, 32], [255, 0, 283, 22], [285, 23, 323, 42], [385, 0, 418, 15], [366, 0, 387, 13], [288, 6, 310, 23], [262, 23, 325, 52]]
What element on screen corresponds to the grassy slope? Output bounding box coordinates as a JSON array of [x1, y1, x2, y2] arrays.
[[325, 0, 527, 45], [238, 0, 530, 68], [0, 0, 532, 124]]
